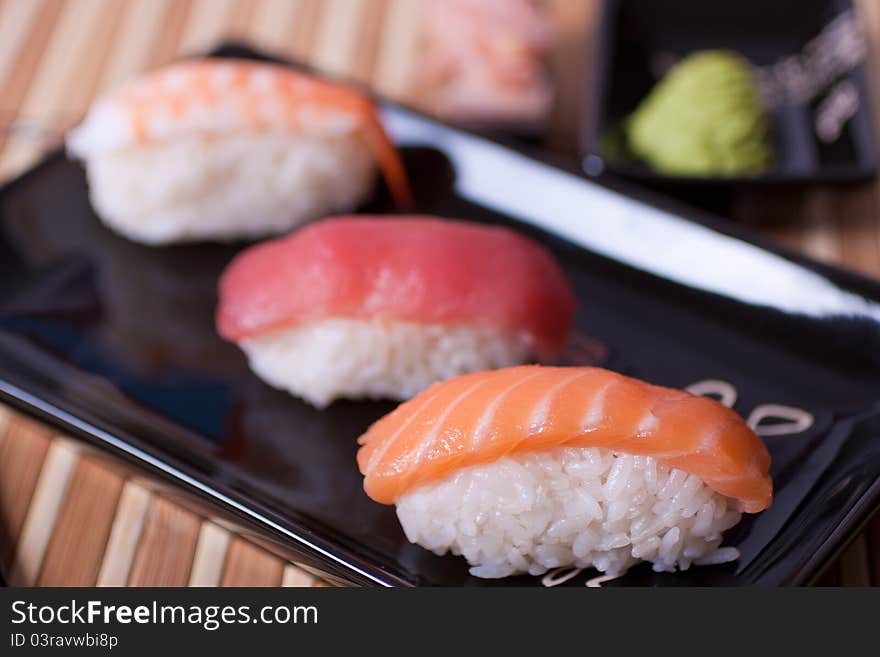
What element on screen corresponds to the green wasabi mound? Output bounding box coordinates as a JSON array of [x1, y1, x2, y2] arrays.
[[625, 50, 773, 176]]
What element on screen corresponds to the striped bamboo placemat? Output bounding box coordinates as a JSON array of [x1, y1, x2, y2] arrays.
[[0, 405, 326, 587], [0, 0, 878, 586]]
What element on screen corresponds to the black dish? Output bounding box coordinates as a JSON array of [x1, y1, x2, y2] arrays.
[[584, 0, 877, 186], [2, 47, 880, 587]]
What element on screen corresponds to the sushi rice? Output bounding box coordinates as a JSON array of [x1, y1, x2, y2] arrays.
[[77, 132, 376, 244], [240, 318, 531, 408], [396, 447, 742, 579]]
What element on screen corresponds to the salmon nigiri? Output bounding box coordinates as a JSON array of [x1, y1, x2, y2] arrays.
[[67, 59, 411, 245], [357, 365, 772, 579], [217, 216, 575, 408]]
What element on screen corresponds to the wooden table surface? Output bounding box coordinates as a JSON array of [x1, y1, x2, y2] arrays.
[[0, 0, 878, 587]]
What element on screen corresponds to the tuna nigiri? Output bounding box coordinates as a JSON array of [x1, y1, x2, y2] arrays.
[[66, 59, 411, 244], [217, 216, 575, 408], [357, 365, 772, 579]]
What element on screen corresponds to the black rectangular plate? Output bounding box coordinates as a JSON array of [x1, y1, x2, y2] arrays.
[[1, 46, 880, 587], [584, 0, 878, 186]]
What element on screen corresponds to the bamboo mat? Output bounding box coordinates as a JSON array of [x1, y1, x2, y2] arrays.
[[0, 0, 878, 587], [0, 406, 325, 586]]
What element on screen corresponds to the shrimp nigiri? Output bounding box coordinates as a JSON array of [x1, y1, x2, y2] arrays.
[[216, 216, 575, 408], [357, 365, 772, 579], [417, 0, 555, 126], [67, 59, 411, 245]]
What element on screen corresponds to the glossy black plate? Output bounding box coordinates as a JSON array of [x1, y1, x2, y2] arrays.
[[1, 47, 880, 587], [584, 0, 877, 186]]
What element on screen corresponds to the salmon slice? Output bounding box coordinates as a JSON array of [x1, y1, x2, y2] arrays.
[[66, 59, 412, 208], [357, 365, 773, 513], [216, 216, 576, 359]]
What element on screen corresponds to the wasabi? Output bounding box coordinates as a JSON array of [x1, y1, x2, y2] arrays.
[[625, 50, 773, 176]]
